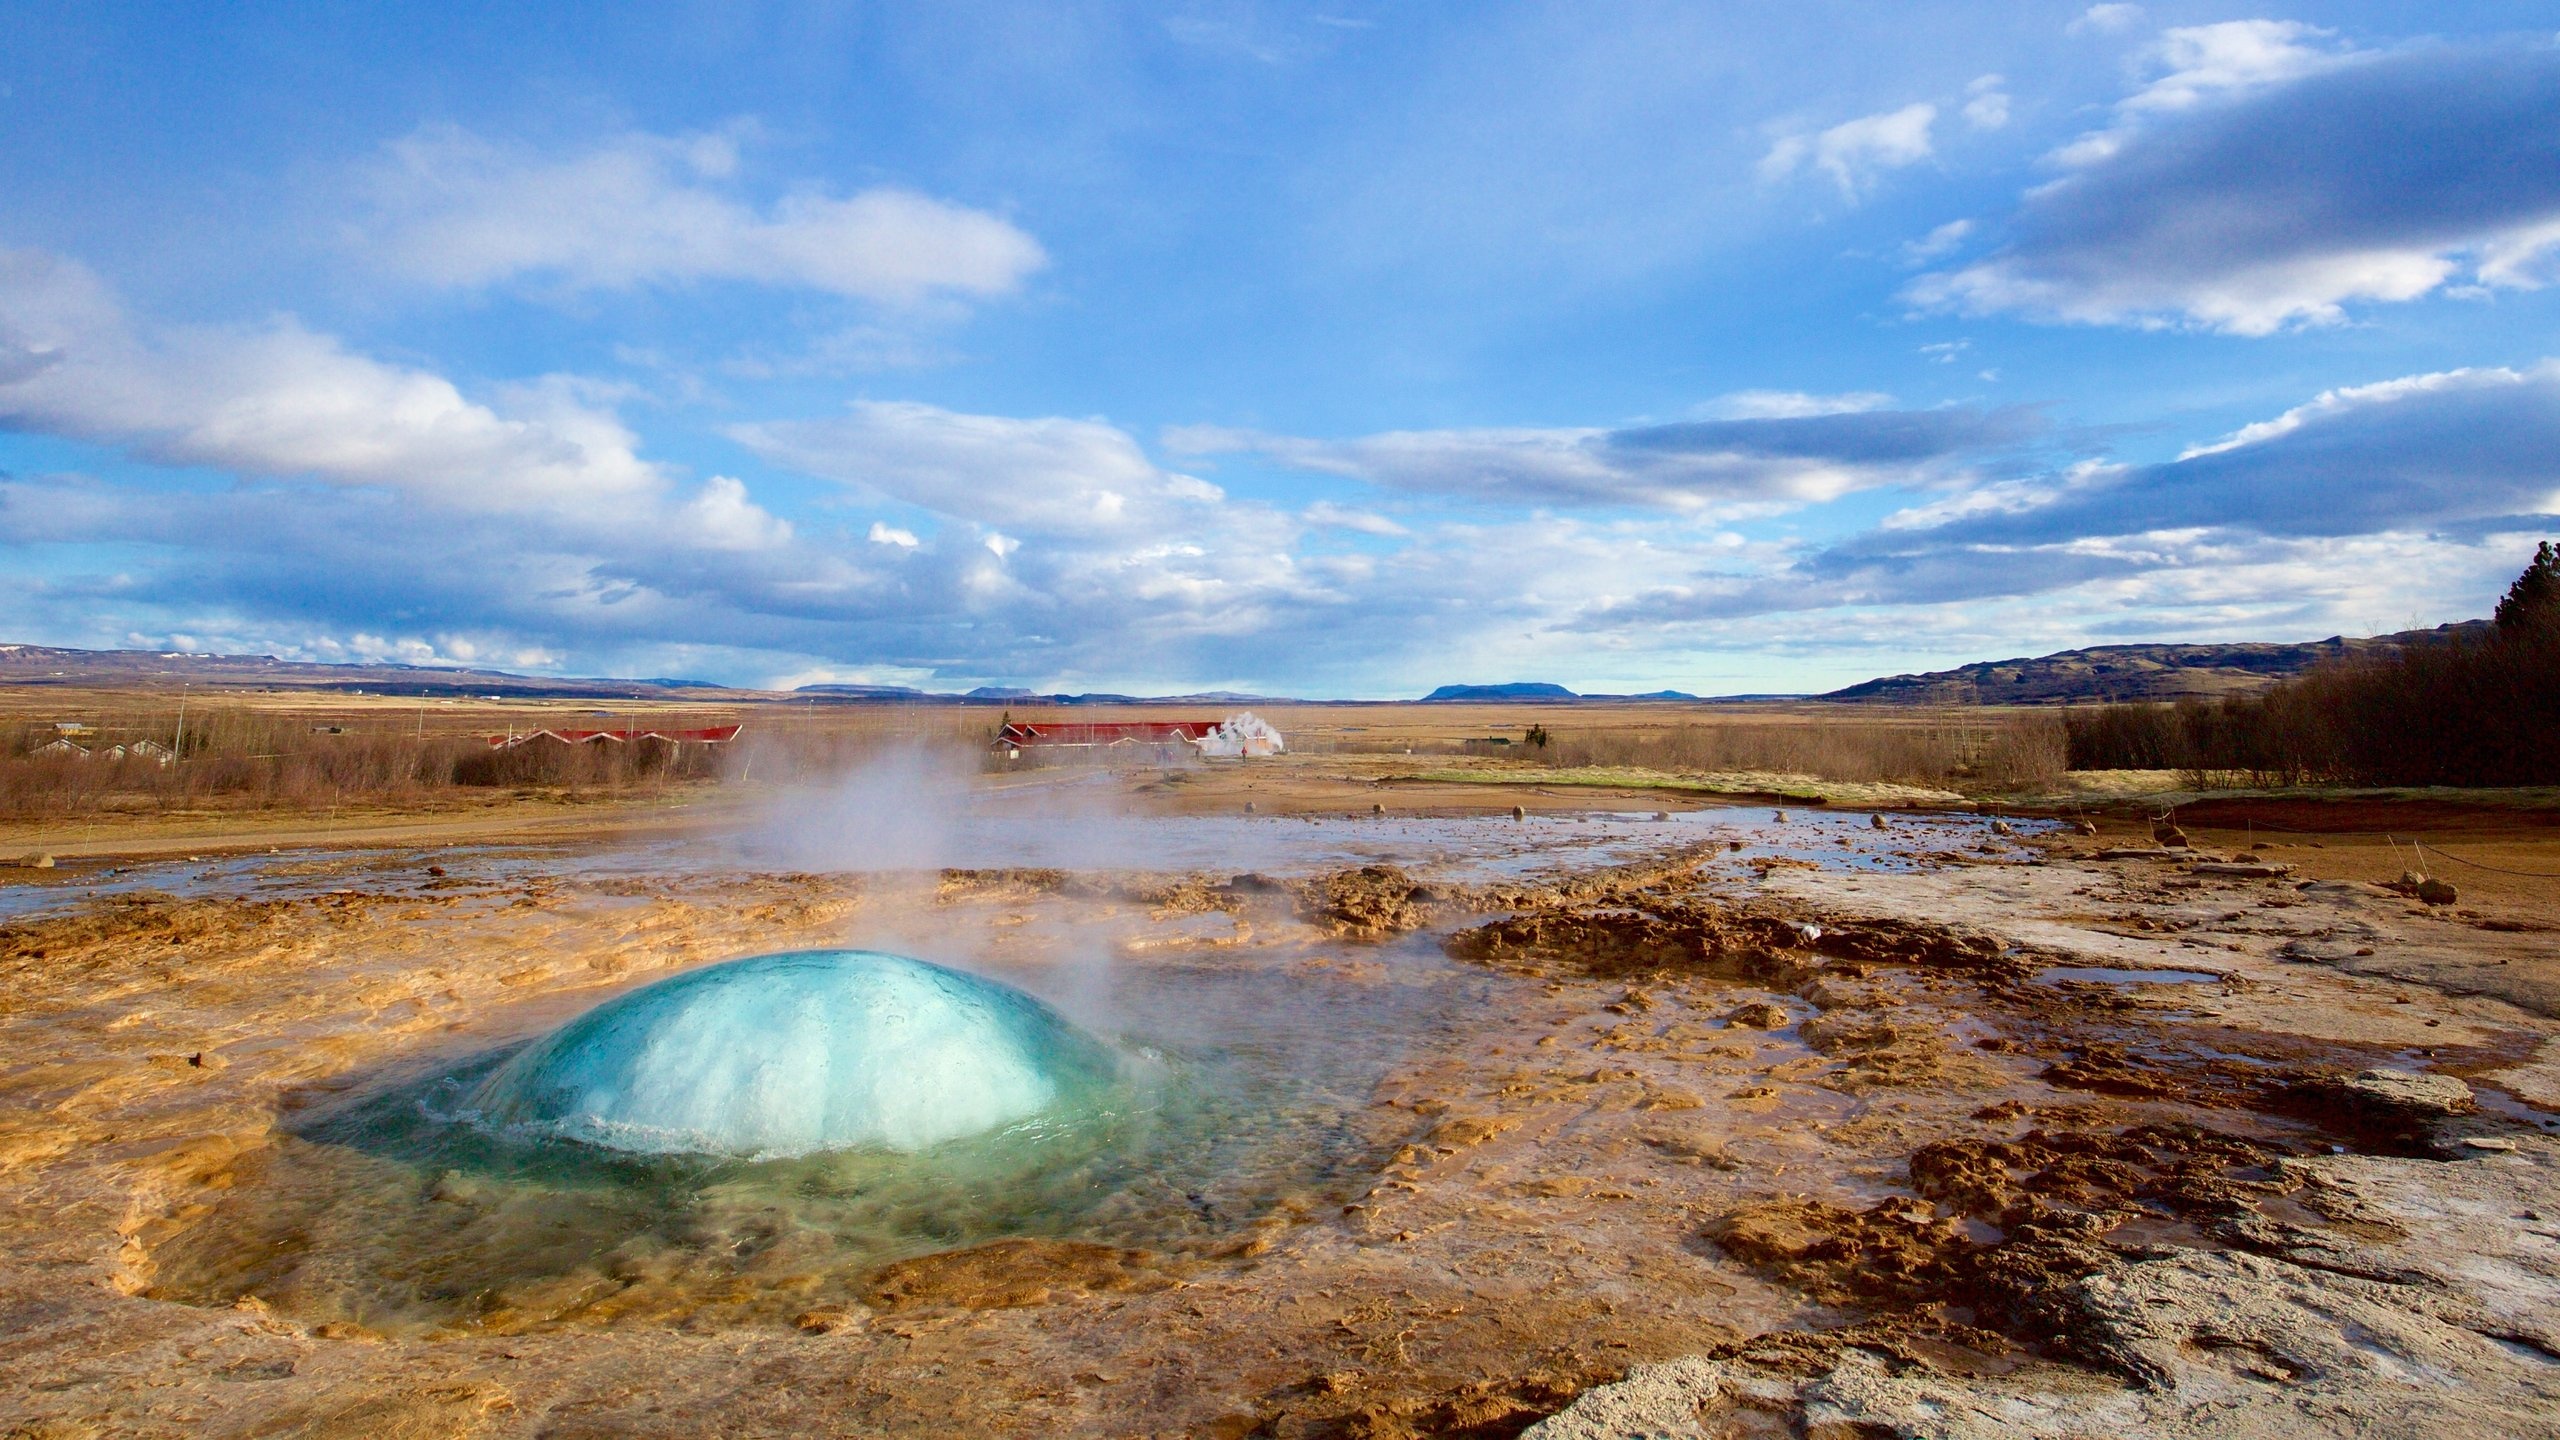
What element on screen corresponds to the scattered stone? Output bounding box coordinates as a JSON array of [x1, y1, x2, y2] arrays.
[[30, 854, 54, 869], [2384, 870, 2458, 904], [1771, 809, 1788, 823], [1725, 1002, 1790, 1029], [2191, 861, 2294, 878], [2153, 819, 2189, 847], [1371, 802, 1385, 815], [1870, 813, 1890, 830], [1243, 801, 1256, 813], [1991, 820, 2015, 836], [1511, 804, 1527, 820]]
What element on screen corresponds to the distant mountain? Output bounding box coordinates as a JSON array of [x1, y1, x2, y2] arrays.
[[793, 683, 934, 700], [1819, 622, 2491, 705], [0, 644, 739, 699], [1419, 682, 1701, 702], [794, 685, 1290, 706], [1422, 682, 1580, 702]]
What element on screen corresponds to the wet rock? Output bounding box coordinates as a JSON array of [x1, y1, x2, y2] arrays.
[[862, 1238, 1172, 1312], [793, 1305, 867, 1334], [1870, 813, 1890, 831], [1724, 1001, 1790, 1029], [2191, 861, 2293, 878], [1310, 864, 1431, 937], [2299, 1067, 2476, 1121], [1538, 1143, 2560, 1439]]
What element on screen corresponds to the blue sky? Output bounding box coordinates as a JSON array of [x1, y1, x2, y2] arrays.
[[2, 2, 2556, 696]]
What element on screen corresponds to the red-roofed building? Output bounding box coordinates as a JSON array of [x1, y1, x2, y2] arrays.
[[486, 724, 742, 749], [992, 720, 1218, 750]]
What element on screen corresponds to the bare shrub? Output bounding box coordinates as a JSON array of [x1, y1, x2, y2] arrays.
[[1531, 710, 2065, 791], [2061, 611, 2560, 788]]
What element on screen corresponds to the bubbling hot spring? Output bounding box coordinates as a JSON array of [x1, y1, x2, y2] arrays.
[[466, 950, 1120, 1159], [148, 937, 1466, 1334]]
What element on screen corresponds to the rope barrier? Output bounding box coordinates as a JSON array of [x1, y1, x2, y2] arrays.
[[2411, 839, 2560, 880]]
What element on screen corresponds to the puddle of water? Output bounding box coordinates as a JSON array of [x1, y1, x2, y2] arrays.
[[2036, 965, 2224, 986], [0, 806, 2054, 923]]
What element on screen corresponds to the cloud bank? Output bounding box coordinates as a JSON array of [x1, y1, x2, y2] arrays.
[[1912, 37, 2560, 333], [1167, 405, 2035, 512]]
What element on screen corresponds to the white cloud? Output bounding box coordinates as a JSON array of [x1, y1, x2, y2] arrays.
[[0, 247, 698, 515], [2174, 366, 2532, 459], [2122, 21, 2342, 116], [1703, 389, 1893, 419], [1302, 500, 1409, 536], [678, 476, 795, 551], [868, 521, 921, 548], [2069, 5, 2144, 37], [735, 400, 1225, 540], [1760, 103, 1936, 199], [1901, 219, 1975, 265], [1918, 245, 2456, 336], [1962, 75, 2010, 131], [356, 124, 1046, 303]]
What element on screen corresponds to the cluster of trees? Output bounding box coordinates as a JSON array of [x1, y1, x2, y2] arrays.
[[2064, 543, 2560, 787]]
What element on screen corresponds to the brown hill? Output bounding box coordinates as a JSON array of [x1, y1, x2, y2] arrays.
[[1818, 622, 2490, 705]]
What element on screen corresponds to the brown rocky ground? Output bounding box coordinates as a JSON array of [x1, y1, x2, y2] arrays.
[[1, 772, 2555, 1438]]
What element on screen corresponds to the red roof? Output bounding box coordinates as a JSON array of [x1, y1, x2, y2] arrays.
[[487, 725, 742, 748], [995, 720, 1217, 748]]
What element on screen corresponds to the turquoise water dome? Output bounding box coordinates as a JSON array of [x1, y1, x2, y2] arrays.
[[467, 950, 1118, 1158]]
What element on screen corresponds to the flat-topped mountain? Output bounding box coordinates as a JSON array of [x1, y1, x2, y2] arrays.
[[1420, 682, 1701, 702]]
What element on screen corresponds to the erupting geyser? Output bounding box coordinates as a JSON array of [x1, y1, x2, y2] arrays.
[[467, 950, 1117, 1158]]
